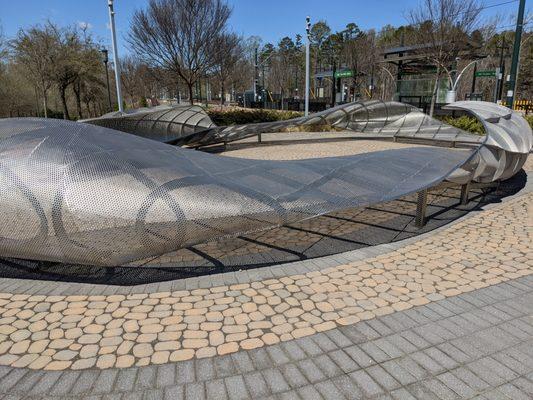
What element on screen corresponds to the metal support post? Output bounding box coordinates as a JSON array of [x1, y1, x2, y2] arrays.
[[415, 189, 428, 228], [305, 16, 311, 116], [460, 183, 470, 205]]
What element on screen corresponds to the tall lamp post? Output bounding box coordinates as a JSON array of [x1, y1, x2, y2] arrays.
[[304, 16, 311, 116], [107, 0, 124, 113], [100, 49, 112, 112]]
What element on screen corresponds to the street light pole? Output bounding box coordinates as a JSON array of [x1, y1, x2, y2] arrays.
[[305, 16, 311, 116], [253, 47, 258, 104], [496, 37, 507, 102], [506, 0, 526, 109], [108, 0, 124, 113], [101, 49, 112, 112]]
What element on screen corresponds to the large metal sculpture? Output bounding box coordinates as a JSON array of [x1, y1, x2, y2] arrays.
[[0, 101, 530, 266]]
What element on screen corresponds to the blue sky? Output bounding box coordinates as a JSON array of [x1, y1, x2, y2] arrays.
[[0, 0, 524, 54]]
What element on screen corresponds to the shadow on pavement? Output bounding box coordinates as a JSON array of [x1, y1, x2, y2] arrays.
[[0, 170, 527, 286]]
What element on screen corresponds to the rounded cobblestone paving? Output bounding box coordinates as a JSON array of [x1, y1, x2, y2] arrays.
[[0, 193, 530, 371]]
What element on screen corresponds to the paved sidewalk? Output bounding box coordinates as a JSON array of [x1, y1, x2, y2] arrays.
[[0, 183, 531, 398], [1, 276, 532, 399]]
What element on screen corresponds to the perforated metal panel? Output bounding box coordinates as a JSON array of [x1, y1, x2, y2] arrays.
[[87, 100, 532, 184], [0, 117, 474, 266], [1, 101, 530, 267]]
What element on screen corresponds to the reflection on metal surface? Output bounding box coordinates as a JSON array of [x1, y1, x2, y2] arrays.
[[0, 101, 530, 267], [84, 105, 215, 144], [87, 100, 532, 184], [444, 101, 532, 182]]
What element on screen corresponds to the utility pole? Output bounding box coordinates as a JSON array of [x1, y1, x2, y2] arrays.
[[470, 61, 477, 97], [100, 48, 112, 111], [253, 47, 258, 103], [506, 0, 526, 109], [107, 0, 124, 113], [305, 16, 311, 116], [262, 63, 266, 108], [369, 64, 375, 99], [331, 59, 336, 107], [496, 37, 507, 102]]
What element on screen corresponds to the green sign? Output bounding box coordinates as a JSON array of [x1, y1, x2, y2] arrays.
[[334, 70, 354, 78], [475, 70, 497, 78]]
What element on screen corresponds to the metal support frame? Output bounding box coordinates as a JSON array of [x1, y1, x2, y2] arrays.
[[415, 189, 428, 228], [414, 179, 499, 228]]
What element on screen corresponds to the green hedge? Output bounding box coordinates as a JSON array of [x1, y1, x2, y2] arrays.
[[440, 114, 533, 135], [439, 116, 485, 135], [207, 108, 533, 134], [207, 108, 303, 126]]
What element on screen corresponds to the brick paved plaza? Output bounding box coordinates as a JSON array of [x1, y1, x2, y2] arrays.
[[0, 137, 531, 399]]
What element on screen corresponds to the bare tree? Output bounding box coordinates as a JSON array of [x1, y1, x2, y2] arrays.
[[47, 24, 85, 120], [121, 56, 145, 108], [128, 0, 231, 105], [70, 27, 102, 119], [213, 33, 242, 105], [11, 23, 58, 117], [409, 0, 482, 115], [0, 21, 6, 59]]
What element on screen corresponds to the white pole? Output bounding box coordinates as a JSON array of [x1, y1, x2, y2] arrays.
[[452, 60, 478, 92], [446, 60, 478, 104], [108, 0, 124, 113], [305, 16, 311, 116]]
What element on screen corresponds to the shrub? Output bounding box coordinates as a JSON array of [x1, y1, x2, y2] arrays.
[[439, 115, 485, 135], [525, 114, 533, 129], [207, 108, 303, 126]]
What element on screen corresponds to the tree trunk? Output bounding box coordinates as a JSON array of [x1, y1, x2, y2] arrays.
[[73, 82, 83, 120], [429, 66, 441, 118], [84, 100, 91, 118], [34, 87, 40, 117], [42, 88, 48, 118], [187, 82, 194, 105], [220, 80, 225, 106], [60, 86, 70, 120]]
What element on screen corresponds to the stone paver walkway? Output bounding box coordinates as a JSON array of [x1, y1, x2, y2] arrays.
[[0, 194, 530, 372], [0, 162, 531, 398], [1, 276, 532, 399]]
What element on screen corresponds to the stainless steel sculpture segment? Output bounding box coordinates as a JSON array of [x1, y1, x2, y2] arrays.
[[84, 105, 215, 144], [87, 100, 531, 184], [0, 101, 530, 267], [444, 101, 532, 182]]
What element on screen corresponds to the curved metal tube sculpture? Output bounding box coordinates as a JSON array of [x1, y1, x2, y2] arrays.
[[84, 105, 215, 144], [86, 100, 531, 183], [0, 101, 530, 266]]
